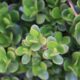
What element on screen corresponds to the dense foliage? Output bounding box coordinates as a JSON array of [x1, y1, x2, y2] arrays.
[[0, 0, 80, 80]]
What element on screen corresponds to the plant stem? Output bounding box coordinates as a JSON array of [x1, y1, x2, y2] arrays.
[[67, 0, 78, 16]]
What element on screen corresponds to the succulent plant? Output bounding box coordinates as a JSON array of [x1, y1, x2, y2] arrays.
[[0, 0, 80, 80]]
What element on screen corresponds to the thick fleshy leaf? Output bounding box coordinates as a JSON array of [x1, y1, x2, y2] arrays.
[[10, 10, 19, 22], [0, 61, 6, 73], [57, 44, 69, 54], [63, 59, 70, 71], [31, 43, 41, 51], [16, 46, 29, 56], [65, 73, 78, 80], [11, 24, 22, 45], [21, 54, 30, 64], [38, 71, 49, 80], [62, 36, 70, 44], [7, 47, 16, 60], [74, 22, 80, 45], [39, 34, 46, 45], [26, 69, 33, 79], [62, 8, 74, 22], [0, 33, 13, 47], [50, 7, 61, 19], [38, 0, 45, 11], [0, 46, 7, 62], [52, 55, 63, 65], [46, 0, 59, 8], [30, 24, 40, 36], [0, 2, 8, 20], [7, 61, 19, 73], [22, 0, 38, 17], [32, 62, 48, 78], [55, 32, 62, 42], [47, 40, 58, 50], [72, 52, 80, 61], [77, 0, 80, 8], [21, 14, 35, 22], [43, 50, 52, 59], [36, 14, 46, 24]]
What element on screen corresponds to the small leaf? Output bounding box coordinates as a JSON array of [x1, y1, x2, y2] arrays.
[[38, 0, 45, 11], [0, 61, 6, 73], [26, 69, 33, 79], [74, 22, 80, 45], [52, 55, 63, 65], [62, 36, 70, 44], [21, 14, 35, 22], [0, 46, 7, 62], [72, 52, 80, 60], [21, 54, 30, 64], [16, 46, 29, 56], [10, 10, 19, 22], [36, 14, 46, 24], [31, 43, 41, 51], [65, 73, 78, 80], [57, 44, 69, 54], [47, 40, 58, 50], [77, 0, 80, 8], [39, 34, 47, 45], [38, 71, 49, 80], [7, 61, 19, 73], [43, 50, 51, 59], [55, 31, 62, 42], [62, 8, 74, 22], [30, 25, 40, 37], [50, 7, 61, 19]]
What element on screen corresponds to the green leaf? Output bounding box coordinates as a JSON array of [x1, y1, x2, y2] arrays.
[[32, 62, 48, 79], [10, 10, 19, 22], [21, 14, 35, 22], [11, 24, 22, 45], [52, 55, 63, 65], [50, 7, 61, 19], [39, 34, 47, 45], [7, 47, 16, 60], [16, 46, 29, 56], [65, 73, 78, 80], [36, 14, 46, 24], [77, 0, 80, 8], [72, 52, 80, 61], [57, 44, 69, 54], [0, 46, 7, 62], [7, 61, 19, 73], [38, 0, 45, 11], [0, 33, 13, 47], [30, 24, 40, 37], [0, 61, 6, 73], [21, 54, 30, 64], [3, 17, 11, 25], [62, 36, 70, 44], [43, 50, 52, 59], [23, 0, 38, 17], [26, 69, 33, 79], [63, 59, 71, 71], [38, 71, 49, 80], [55, 32, 62, 42], [46, 0, 59, 8], [74, 22, 80, 45], [32, 53, 41, 66], [62, 8, 74, 22], [47, 40, 58, 50], [0, 2, 8, 17], [31, 43, 41, 51]]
